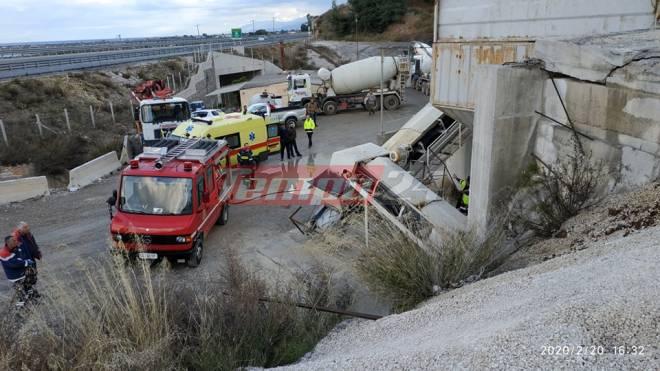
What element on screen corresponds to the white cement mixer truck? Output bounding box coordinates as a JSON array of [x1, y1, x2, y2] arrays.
[[287, 55, 409, 115]]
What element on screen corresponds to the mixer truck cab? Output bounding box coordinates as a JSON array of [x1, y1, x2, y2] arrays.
[[137, 97, 193, 143], [108, 138, 234, 267], [170, 112, 279, 165]]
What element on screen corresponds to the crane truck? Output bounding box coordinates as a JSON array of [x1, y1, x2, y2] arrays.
[[130, 80, 194, 144], [287, 55, 409, 115]]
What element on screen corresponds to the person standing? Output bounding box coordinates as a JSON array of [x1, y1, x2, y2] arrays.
[[365, 90, 377, 116], [287, 123, 303, 157], [1, 236, 37, 305], [303, 115, 316, 148], [14, 222, 41, 264], [306, 97, 319, 127], [278, 123, 292, 160]]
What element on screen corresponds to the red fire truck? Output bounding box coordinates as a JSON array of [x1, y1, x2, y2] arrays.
[[107, 138, 234, 267]]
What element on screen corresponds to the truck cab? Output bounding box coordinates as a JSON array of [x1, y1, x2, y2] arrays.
[[108, 138, 234, 267], [247, 102, 306, 127], [287, 74, 313, 106], [138, 97, 193, 143]]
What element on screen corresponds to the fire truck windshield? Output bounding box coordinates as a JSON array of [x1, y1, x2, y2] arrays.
[[120, 176, 193, 215], [141, 102, 191, 124]]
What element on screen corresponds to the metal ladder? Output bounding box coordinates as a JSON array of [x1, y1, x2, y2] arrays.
[[397, 56, 410, 104], [157, 138, 202, 167], [408, 120, 472, 194]]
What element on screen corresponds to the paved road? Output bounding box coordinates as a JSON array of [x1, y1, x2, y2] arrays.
[[0, 89, 428, 313], [0, 34, 308, 80]]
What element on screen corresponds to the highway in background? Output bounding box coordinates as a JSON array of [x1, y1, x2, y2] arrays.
[[0, 33, 308, 80]]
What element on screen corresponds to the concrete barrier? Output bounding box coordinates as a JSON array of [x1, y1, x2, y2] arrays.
[[0, 176, 50, 205], [68, 151, 121, 191]]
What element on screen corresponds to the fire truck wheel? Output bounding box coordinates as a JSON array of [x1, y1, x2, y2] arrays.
[[187, 239, 203, 267], [217, 204, 229, 225]]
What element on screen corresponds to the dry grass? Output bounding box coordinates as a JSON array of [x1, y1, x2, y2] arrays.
[[0, 251, 343, 370], [0, 59, 187, 175], [317, 208, 505, 312], [514, 147, 606, 237]]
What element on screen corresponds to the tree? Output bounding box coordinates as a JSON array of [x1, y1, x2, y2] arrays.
[[349, 0, 406, 34], [255, 29, 268, 35], [301, 23, 309, 32]]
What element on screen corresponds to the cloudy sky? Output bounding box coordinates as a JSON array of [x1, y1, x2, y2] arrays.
[[0, 0, 336, 43]]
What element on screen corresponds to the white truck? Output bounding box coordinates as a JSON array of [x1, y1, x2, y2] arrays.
[[411, 41, 432, 97], [136, 97, 194, 143], [247, 102, 307, 127], [287, 55, 409, 115]]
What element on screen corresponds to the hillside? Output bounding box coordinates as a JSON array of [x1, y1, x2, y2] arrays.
[[278, 183, 660, 369], [313, 0, 434, 42]]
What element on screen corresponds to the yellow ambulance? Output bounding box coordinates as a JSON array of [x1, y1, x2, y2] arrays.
[[170, 111, 281, 165]]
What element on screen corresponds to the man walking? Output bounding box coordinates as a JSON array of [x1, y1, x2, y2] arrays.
[[1, 236, 37, 305], [287, 123, 303, 157], [365, 90, 377, 116], [303, 115, 316, 148]]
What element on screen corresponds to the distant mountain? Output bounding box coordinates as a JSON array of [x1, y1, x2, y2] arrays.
[[240, 17, 308, 33]]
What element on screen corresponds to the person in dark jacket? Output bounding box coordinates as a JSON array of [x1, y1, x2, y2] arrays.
[[278, 123, 293, 160], [287, 123, 303, 157], [1, 236, 36, 305], [14, 222, 41, 262]]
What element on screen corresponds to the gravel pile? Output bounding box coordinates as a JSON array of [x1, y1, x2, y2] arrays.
[[276, 225, 660, 370]]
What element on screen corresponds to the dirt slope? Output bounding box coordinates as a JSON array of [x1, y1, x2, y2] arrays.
[[278, 225, 660, 369]]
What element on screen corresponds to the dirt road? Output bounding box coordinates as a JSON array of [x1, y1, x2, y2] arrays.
[[0, 89, 429, 309]]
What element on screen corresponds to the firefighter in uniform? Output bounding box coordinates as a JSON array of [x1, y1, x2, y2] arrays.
[[237, 143, 257, 188], [455, 175, 470, 214]]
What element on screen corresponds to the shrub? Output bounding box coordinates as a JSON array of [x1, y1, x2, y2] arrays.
[[0, 252, 342, 370], [515, 147, 605, 237], [341, 210, 505, 312]]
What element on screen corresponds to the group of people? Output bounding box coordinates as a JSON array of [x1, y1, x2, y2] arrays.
[[0, 222, 41, 306], [278, 99, 319, 161]]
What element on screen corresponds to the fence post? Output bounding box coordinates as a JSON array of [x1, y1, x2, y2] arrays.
[[0, 119, 8, 145], [89, 105, 96, 128], [109, 101, 116, 124], [35, 114, 43, 138], [178, 72, 183, 89], [171, 74, 177, 91], [64, 108, 71, 133]]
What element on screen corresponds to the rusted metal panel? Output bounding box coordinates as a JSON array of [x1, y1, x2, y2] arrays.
[[431, 40, 534, 112]]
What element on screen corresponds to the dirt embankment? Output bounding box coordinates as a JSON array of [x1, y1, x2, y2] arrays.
[[278, 184, 660, 370], [0, 59, 188, 181]]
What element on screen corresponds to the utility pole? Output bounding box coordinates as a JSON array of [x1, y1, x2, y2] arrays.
[[252, 20, 255, 33], [273, 17, 275, 33], [196, 24, 201, 37], [355, 15, 359, 60], [379, 48, 384, 137]]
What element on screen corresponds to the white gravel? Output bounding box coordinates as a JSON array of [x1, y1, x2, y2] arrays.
[[276, 226, 660, 370]]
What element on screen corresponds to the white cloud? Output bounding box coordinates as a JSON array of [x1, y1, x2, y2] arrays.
[[0, 0, 333, 43]]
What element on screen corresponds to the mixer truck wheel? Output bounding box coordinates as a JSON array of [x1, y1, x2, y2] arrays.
[[383, 95, 400, 110], [323, 100, 338, 115], [285, 117, 297, 127]]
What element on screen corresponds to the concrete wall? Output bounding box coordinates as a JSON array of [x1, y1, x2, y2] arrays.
[[468, 65, 545, 233], [68, 151, 121, 191], [0, 176, 49, 205], [436, 0, 657, 40], [534, 78, 660, 191], [240, 82, 289, 108]]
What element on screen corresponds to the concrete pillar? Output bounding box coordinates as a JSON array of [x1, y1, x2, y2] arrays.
[[468, 65, 545, 234]]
